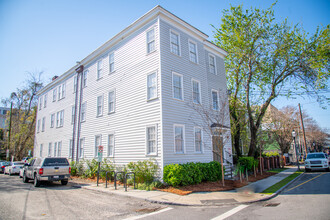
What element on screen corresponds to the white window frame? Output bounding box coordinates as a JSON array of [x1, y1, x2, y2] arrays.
[[44, 93, 47, 108], [41, 117, 45, 132], [61, 83, 65, 99], [83, 70, 88, 87], [71, 106, 75, 124], [50, 113, 55, 128], [146, 28, 155, 54], [172, 72, 183, 101], [58, 85, 61, 100], [170, 30, 180, 56], [37, 119, 40, 133], [40, 144, 43, 157], [146, 125, 157, 156], [107, 134, 114, 157], [39, 97, 42, 110], [56, 110, 64, 127], [73, 75, 78, 93], [54, 142, 57, 157], [97, 59, 103, 80], [174, 124, 185, 154], [69, 139, 73, 158], [53, 88, 57, 102], [188, 40, 198, 64], [48, 142, 52, 157], [109, 52, 115, 73], [81, 102, 86, 122], [97, 95, 103, 117], [194, 127, 203, 153], [57, 141, 62, 157], [108, 90, 115, 114], [209, 54, 217, 75], [147, 72, 157, 100], [212, 89, 219, 111], [95, 135, 102, 157], [192, 79, 201, 104], [79, 138, 84, 158]]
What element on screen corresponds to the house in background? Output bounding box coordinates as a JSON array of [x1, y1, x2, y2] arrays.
[[0, 107, 10, 129], [34, 5, 232, 175]]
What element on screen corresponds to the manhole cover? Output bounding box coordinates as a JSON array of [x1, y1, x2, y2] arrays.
[[264, 203, 280, 207]]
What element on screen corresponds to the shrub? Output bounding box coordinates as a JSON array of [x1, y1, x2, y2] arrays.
[[237, 157, 258, 172], [84, 159, 99, 179], [70, 161, 85, 176], [263, 152, 280, 157], [100, 158, 115, 180], [127, 159, 159, 184], [163, 161, 223, 187]]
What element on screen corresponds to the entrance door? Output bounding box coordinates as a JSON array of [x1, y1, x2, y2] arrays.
[[212, 135, 223, 162]]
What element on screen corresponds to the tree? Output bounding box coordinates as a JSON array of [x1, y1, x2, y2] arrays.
[[1, 72, 43, 160], [189, 89, 232, 186], [213, 3, 330, 157]]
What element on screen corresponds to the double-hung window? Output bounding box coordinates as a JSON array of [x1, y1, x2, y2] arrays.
[[83, 70, 88, 87], [97, 59, 103, 79], [71, 106, 75, 124], [194, 127, 202, 153], [108, 91, 115, 113], [37, 119, 40, 133], [212, 90, 219, 111], [170, 31, 180, 56], [81, 102, 86, 122], [56, 110, 64, 127], [73, 76, 78, 93], [146, 126, 156, 155], [69, 140, 73, 158], [174, 125, 184, 153], [189, 41, 198, 63], [58, 83, 65, 100], [97, 95, 103, 117], [147, 72, 157, 100], [108, 134, 114, 157], [209, 54, 217, 74], [54, 142, 57, 157], [173, 72, 183, 100], [48, 143, 52, 157], [192, 79, 201, 104], [95, 135, 102, 157], [57, 141, 61, 157], [44, 93, 47, 108], [79, 138, 84, 158], [109, 53, 115, 73], [50, 113, 55, 128], [53, 88, 57, 102], [39, 97, 42, 110], [41, 117, 45, 132], [147, 28, 155, 53], [40, 144, 43, 157]]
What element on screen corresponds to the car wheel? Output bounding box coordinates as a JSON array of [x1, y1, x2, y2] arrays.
[[61, 180, 68, 185], [34, 175, 41, 187], [23, 173, 29, 183]]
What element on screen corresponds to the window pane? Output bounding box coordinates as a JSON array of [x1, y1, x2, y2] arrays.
[[109, 53, 114, 72], [175, 126, 183, 153], [173, 74, 182, 99], [170, 32, 179, 55], [212, 91, 219, 110], [147, 73, 156, 100], [147, 127, 156, 154], [193, 81, 200, 103], [195, 128, 202, 152]]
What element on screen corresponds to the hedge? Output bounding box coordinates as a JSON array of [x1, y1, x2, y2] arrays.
[[163, 161, 224, 187], [237, 156, 258, 172]]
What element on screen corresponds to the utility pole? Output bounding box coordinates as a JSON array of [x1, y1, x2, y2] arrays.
[[7, 102, 13, 161], [298, 103, 308, 157]]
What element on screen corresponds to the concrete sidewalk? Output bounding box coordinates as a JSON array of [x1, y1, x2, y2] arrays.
[[70, 167, 301, 206]]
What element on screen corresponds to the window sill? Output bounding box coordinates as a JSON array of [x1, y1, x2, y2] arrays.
[[96, 77, 103, 81], [109, 70, 116, 75], [170, 52, 181, 58], [147, 97, 158, 102], [96, 115, 103, 118], [194, 151, 203, 154], [173, 97, 184, 102], [146, 50, 157, 56], [146, 153, 158, 157], [189, 60, 199, 65], [108, 111, 115, 115]]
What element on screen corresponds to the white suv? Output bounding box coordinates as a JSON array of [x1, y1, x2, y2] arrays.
[[305, 153, 329, 172]]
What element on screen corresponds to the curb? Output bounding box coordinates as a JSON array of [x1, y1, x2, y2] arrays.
[[69, 172, 304, 207]]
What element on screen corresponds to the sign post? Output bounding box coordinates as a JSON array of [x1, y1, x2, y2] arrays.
[[97, 146, 103, 186]]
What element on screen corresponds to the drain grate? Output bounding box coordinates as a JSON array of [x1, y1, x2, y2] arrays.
[[264, 203, 280, 207]]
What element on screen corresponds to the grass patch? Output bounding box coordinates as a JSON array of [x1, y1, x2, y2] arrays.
[[262, 171, 303, 194], [267, 168, 288, 173]]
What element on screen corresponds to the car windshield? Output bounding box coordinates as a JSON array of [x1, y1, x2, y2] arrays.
[[43, 158, 69, 166], [13, 162, 25, 165], [307, 154, 325, 159]]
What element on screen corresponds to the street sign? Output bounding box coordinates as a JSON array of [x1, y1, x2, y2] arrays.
[[97, 146, 103, 162]]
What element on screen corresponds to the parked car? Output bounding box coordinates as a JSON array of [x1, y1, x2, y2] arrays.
[[22, 157, 71, 187], [4, 161, 25, 175], [22, 157, 32, 163], [0, 161, 11, 173], [305, 152, 329, 172]]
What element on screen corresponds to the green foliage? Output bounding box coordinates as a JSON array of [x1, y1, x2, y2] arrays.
[[70, 160, 85, 176], [136, 181, 163, 191], [83, 159, 99, 179], [99, 158, 115, 180], [163, 161, 223, 187], [237, 157, 258, 172], [262, 152, 280, 157], [127, 160, 159, 184]]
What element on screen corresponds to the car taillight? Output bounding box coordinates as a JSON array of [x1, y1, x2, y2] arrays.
[[39, 168, 43, 175], [1, 166, 5, 168], [69, 167, 71, 174]]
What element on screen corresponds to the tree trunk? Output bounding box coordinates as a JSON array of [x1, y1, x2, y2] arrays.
[[233, 125, 242, 157], [248, 127, 257, 156]]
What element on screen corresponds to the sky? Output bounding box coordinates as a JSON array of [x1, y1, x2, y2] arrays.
[[0, 0, 329, 129]]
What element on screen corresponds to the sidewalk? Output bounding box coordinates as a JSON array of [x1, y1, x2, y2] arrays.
[[70, 167, 301, 206]]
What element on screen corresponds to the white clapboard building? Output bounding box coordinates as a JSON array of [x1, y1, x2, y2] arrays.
[[35, 5, 232, 174]]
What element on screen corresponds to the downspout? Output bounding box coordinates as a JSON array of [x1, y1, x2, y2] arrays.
[[72, 65, 84, 162], [75, 65, 84, 162]]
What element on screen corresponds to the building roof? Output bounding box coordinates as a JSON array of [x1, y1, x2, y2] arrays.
[[38, 5, 227, 95]]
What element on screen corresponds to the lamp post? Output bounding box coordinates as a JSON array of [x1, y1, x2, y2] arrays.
[[292, 130, 300, 170]]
